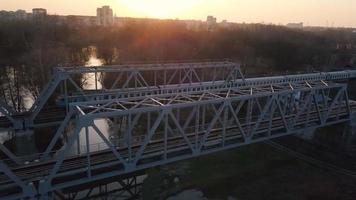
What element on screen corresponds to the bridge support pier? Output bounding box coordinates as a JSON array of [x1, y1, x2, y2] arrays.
[[342, 112, 356, 152], [14, 130, 37, 158], [296, 128, 317, 141], [52, 174, 145, 200]]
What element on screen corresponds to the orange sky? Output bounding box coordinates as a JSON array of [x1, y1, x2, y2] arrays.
[[1, 0, 356, 27]]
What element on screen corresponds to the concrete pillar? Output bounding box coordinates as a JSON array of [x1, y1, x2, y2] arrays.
[[296, 127, 316, 141], [15, 130, 37, 157], [342, 112, 356, 148]]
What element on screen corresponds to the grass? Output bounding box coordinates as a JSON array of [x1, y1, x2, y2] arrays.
[[143, 142, 356, 200]]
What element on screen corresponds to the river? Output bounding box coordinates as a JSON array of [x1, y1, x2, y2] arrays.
[[0, 52, 148, 198], [0, 50, 115, 157], [71, 52, 115, 155]]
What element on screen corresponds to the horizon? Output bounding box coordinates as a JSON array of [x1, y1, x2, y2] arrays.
[[1, 0, 356, 28]]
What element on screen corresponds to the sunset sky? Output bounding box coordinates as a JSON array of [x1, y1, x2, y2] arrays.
[[1, 0, 356, 27]]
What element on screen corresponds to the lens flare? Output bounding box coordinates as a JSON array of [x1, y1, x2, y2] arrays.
[[119, 0, 203, 18]]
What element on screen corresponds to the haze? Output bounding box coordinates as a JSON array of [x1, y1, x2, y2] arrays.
[[1, 0, 356, 27]]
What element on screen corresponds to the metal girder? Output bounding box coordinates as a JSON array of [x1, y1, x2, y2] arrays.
[[56, 69, 356, 109], [55, 62, 356, 83], [72, 80, 344, 116], [56, 61, 241, 74], [53, 64, 356, 113], [24, 62, 244, 128], [245, 70, 356, 84], [56, 61, 244, 89], [0, 161, 36, 199], [28, 74, 71, 123], [57, 174, 144, 200]]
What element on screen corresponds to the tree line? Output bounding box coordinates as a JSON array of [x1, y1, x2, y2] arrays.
[[0, 18, 356, 110]]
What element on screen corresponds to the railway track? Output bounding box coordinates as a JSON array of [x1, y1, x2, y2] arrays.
[[0, 107, 350, 197], [265, 140, 356, 178]]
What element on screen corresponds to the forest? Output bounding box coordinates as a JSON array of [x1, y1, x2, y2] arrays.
[[0, 18, 356, 110]]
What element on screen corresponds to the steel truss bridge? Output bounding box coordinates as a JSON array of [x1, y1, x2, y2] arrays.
[[0, 61, 355, 199]]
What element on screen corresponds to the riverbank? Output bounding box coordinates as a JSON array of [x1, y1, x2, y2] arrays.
[[143, 137, 356, 200]]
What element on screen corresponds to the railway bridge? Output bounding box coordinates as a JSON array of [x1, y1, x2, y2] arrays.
[[0, 61, 356, 199]]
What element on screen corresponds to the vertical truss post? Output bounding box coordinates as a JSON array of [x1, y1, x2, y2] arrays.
[[344, 86, 351, 116], [64, 79, 69, 114], [85, 126, 91, 178], [127, 114, 132, 163], [164, 112, 168, 161], [246, 98, 253, 137], [324, 87, 345, 124], [222, 102, 228, 147], [268, 99, 275, 136], [311, 91, 320, 125], [195, 105, 200, 150]]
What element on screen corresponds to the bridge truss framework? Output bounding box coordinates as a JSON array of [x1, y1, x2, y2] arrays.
[[0, 62, 355, 199], [2, 61, 356, 131], [0, 78, 351, 199]]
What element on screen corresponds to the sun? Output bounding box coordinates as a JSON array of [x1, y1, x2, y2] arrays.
[[118, 0, 203, 19]]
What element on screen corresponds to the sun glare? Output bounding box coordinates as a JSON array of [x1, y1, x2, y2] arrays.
[[119, 0, 203, 19]]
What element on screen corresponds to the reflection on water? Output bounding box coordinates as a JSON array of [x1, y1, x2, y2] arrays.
[[0, 131, 11, 144], [83, 51, 104, 90], [167, 189, 208, 200], [1, 47, 120, 168], [21, 87, 35, 110], [0, 48, 147, 197], [71, 119, 113, 155], [70, 49, 115, 154]]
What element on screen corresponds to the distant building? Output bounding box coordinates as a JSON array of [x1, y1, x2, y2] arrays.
[[207, 15, 217, 30], [0, 11, 13, 21], [32, 8, 47, 21], [115, 17, 163, 27], [67, 15, 97, 27], [183, 19, 203, 30], [0, 10, 31, 21], [220, 19, 233, 28], [286, 22, 303, 29], [15, 10, 28, 20], [336, 43, 353, 50], [97, 6, 113, 26]]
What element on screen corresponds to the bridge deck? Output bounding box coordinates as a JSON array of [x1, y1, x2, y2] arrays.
[[0, 108, 66, 130]]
